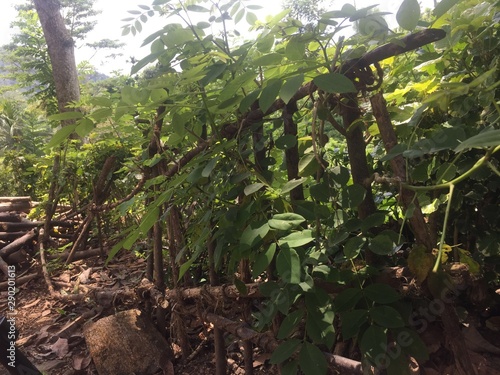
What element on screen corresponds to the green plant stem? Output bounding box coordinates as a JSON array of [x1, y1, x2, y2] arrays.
[[488, 161, 500, 177], [433, 184, 454, 273], [403, 145, 500, 192]]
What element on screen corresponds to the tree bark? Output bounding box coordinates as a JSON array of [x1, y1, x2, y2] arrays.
[[370, 93, 435, 250], [33, 0, 80, 119]]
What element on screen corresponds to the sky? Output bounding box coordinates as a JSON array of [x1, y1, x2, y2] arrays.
[[0, 0, 435, 76]]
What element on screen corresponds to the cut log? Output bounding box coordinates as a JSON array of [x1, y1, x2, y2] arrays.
[[0, 230, 40, 258], [0, 232, 30, 241], [0, 202, 32, 213], [0, 197, 31, 203], [83, 309, 173, 375], [0, 222, 40, 231], [0, 213, 23, 222]]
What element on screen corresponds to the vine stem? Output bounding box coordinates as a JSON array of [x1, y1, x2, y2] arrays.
[[402, 144, 500, 192], [433, 184, 454, 273]]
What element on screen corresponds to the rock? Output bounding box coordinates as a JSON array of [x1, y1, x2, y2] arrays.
[[83, 309, 172, 375]]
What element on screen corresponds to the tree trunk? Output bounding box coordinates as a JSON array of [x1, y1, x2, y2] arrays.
[[33, 0, 80, 119]]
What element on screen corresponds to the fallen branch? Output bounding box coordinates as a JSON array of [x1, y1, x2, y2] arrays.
[[0, 229, 37, 257], [0, 273, 38, 289], [165, 282, 262, 301], [0, 232, 30, 241], [204, 312, 364, 375], [46, 247, 106, 262], [38, 229, 55, 294]]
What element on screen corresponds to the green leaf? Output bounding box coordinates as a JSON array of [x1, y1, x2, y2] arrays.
[[334, 288, 363, 312], [282, 360, 298, 375], [298, 154, 320, 177], [239, 89, 261, 111], [150, 88, 169, 102], [454, 130, 500, 152], [270, 339, 301, 364], [201, 157, 218, 177], [244, 182, 265, 196], [48, 111, 84, 121], [121, 86, 140, 105], [268, 213, 306, 231], [299, 342, 328, 375], [330, 166, 350, 185], [280, 74, 304, 104], [396, 0, 421, 31], [313, 73, 357, 93], [360, 212, 386, 232], [90, 108, 112, 121], [234, 8, 245, 24], [252, 243, 277, 278], [281, 178, 307, 195], [240, 221, 270, 250], [186, 4, 209, 12], [253, 53, 283, 66], [197, 21, 211, 29], [219, 71, 256, 102], [75, 118, 95, 138], [310, 182, 330, 203], [89, 96, 113, 107], [47, 124, 77, 148], [343, 237, 365, 259], [363, 283, 400, 304], [259, 80, 283, 113], [256, 33, 275, 53], [278, 230, 313, 248], [343, 184, 366, 209], [286, 36, 306, 61], [408, 244, 434, 282], [360, 325, 387, 361], [432, 0, 460, 19], [275, 134, 298, 150], [131, 51, 163, 75], [276, 247, 301, 283], [246, 12, 258, 25], [369, 235, 394, 255], [305, 308, 335, 348], [278, 309, 304, 339], [135, 19, 143, 33], [393, 328, 429, 361], [139, 206, 159, 233], [340, 309, 368, 340], [370, 306, 405, 328], [234, 278, 247, 295]]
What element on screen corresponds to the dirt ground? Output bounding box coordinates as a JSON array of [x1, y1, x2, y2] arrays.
[[1, 252, 278, 375], [4, 250, 500, 375]]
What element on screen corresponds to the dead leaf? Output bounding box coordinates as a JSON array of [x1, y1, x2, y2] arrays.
[[60, 271, 71, 283], [50, 337, 69, 358], [253, 352, 271, 367], [78, 268, 92, 283], [72, 354, 92, 370], [22, 298, 41, 309], [463, 325, 500, 355]]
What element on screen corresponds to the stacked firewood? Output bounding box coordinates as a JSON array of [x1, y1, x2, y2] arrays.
[[0, 197, 79, 280]]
